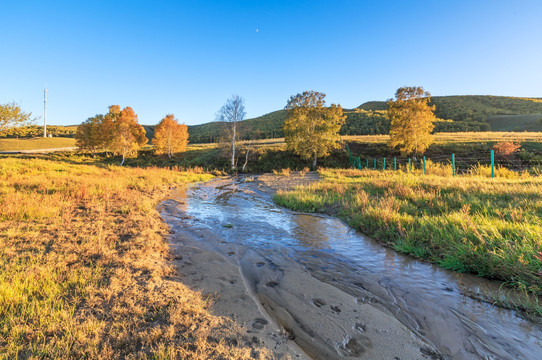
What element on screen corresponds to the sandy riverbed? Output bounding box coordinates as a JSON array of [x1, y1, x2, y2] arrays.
[[161, 173, 441, 359]]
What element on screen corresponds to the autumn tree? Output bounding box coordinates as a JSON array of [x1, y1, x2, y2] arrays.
[[0, 102, 34, 134], [152, 114, 189, 158], [75, 114, 105, 155], [104, 105, 147, 165], [388, 86, 436, 159], [283, 91, 346, 168], [216, 95, 246, 170]]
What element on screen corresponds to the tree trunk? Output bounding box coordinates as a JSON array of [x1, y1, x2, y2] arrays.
[[242, 147, 250, 172], [231, 122, 236, 170], [312, 153, 317, 170], [120, 153, 125, 166]]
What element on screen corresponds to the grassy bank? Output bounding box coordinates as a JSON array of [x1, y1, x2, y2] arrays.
[[0, 137, 76, 151], [274, 168, 542, 314], [0, 156, 267, 359]]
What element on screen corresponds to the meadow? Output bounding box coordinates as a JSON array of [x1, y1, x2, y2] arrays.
[[0, 137, 76, 151], [0, 155, 267, 359], [274, 167, 542, 315]]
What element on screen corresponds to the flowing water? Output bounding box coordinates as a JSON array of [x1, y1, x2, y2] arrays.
[[162, 176, 542, 359]]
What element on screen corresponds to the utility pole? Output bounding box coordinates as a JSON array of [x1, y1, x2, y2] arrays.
[[43, 88, 47, 137]]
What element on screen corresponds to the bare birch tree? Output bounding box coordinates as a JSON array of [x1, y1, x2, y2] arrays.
[[216, 95, 246, 170]]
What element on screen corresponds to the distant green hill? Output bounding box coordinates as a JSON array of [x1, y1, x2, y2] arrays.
[[142, 125, 155, 142], [187, 95, 542, 143], [358, 96, 542, 120], [188, 110, 288, 143]]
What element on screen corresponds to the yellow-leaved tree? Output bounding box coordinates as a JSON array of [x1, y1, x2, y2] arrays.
[[388, 86, 436, 159], [75, 114, 105, 155], [283, 91, 345, 169], [0, 102, 34, 133], [103, 105, 147, 165], [152, 114, 189, 158]]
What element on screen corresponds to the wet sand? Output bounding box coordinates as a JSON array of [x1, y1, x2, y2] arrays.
[[161, 174, 441, 359]]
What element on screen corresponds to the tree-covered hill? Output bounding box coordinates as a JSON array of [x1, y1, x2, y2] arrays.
[[432, 96, 542, 121], [186, 95, 542, 143]]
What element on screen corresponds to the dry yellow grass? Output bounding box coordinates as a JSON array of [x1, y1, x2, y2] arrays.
[[0, 137, 76, 151], [343, 132, 542, 144], [0, 156, 268, 359]]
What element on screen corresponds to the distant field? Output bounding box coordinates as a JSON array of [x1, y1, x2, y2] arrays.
[[0, 137, 76, 151], [488, 114, 542, 132], [343, 131, 542, 144]]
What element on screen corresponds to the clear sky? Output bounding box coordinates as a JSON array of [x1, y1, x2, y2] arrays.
[[1, 0, 541, 126]]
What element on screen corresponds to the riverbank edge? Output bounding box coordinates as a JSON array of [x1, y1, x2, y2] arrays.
[[273, 169, 542, 321]]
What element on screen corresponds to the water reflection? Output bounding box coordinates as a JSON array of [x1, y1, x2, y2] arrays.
[[180, 177, 542, 360], [291, 215, 332, 249]]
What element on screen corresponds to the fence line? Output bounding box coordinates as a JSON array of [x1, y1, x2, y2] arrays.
[[344, 143, 538, 178]]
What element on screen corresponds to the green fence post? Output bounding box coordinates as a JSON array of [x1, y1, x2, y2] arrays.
[[491, 149, 494, 178], [374, 158, 376, 170], [394, 157, 397, 171], [408, 158, 411, 173], [383, 158, 386, 170], [366, 158, 369, 169], [452, 153, 455, 177], [423, 156, 426, 175]]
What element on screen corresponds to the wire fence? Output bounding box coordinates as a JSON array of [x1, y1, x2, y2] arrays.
[[345, 143, 541, 178]]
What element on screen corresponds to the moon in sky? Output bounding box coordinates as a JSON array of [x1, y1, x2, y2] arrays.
[[256, 28, 259, 32]]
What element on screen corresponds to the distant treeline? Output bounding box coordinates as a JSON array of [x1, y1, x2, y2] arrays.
[[0, 125, 77, 138], [188, 95, 542, 143]]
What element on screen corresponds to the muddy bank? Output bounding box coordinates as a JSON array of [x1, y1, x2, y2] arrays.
[[161, 174, 542, 359]]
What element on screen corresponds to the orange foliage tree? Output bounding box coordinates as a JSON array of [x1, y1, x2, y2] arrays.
[[152, 114, 189, 158], [103, 105, 147, 165], [75, 105, 147, 163]]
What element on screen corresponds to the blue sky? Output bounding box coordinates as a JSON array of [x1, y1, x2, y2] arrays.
[[1, 0, 541, 126]]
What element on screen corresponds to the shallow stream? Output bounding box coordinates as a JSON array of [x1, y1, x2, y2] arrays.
[[162, 176, 542, 359]]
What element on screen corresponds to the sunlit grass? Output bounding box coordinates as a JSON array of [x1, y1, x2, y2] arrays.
[[0, 137, 76, 151], [274, 167, 542, 315], [0, 156, 266, 359], [343, 131, 542, 144]]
